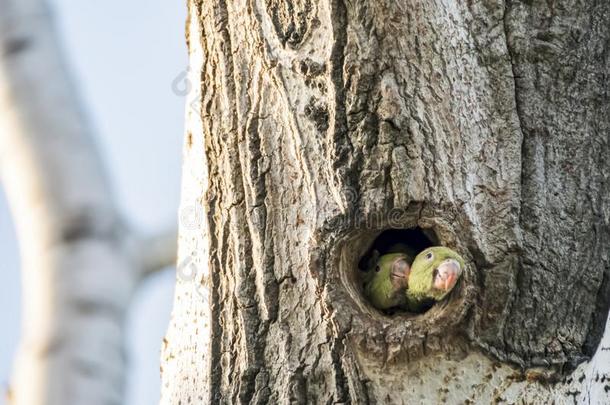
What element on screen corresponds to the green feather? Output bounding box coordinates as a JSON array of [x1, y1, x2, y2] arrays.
[[363, 252, 413, 310], [405, 246, 465, 312]]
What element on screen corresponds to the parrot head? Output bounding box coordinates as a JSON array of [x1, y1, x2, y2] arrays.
[[405, 246, 465, 312], [362, 252, 412, 311]]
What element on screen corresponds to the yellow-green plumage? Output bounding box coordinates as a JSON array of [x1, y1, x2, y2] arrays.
[[405, 246, 465, 312], [364, 243, 415, 310], [363, 251, 413, 310], [362, 245, 465, 313]]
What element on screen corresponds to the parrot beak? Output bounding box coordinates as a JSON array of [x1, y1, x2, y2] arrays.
[[390, 258, 410, 288], [433, 259, 462, 292]]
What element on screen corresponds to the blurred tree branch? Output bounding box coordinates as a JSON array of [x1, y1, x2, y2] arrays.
[[0, 0, 176, 404], [132, 227, 178, 279]]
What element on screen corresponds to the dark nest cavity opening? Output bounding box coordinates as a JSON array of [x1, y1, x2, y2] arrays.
[[358, 227, 439, 315]]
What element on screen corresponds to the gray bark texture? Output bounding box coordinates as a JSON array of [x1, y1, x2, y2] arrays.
[[161, 0, 610, 403]]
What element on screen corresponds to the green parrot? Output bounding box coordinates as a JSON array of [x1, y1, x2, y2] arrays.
[[362, 246, 464, 313], [405, 246, 465, 312], [362, 243, 416, 310]]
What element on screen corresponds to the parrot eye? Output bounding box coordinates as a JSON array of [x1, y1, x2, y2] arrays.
[[425, 252, 433, 260], [375, 266, 381, 273]]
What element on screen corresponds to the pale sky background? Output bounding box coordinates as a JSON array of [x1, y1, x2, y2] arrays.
[[0, 1, 186, 404]]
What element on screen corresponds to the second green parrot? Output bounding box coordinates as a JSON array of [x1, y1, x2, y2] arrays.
[[362, 252, 413, 310], [404, 246, 465, 312]]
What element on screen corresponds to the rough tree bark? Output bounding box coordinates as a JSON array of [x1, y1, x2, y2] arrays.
[[0, 0, 176, 404], [162, 0, 609, 403]]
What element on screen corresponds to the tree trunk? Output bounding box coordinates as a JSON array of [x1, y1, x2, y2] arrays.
[[0, 1, 176, 403], [161, 0, 610, 403]]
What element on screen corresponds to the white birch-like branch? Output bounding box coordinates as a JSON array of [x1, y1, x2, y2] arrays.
[[0, 0, 176, 404], [132, 227, 178, 279]]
